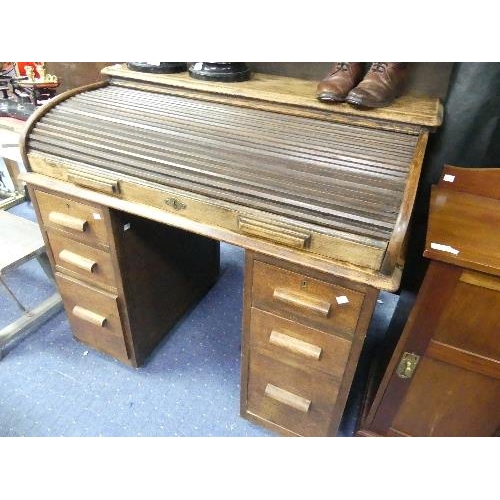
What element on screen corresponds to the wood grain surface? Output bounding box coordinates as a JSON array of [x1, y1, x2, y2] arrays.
[[27, 86, 416, 245], [101, 64, 443, 128], [424, 187, 500, 276]]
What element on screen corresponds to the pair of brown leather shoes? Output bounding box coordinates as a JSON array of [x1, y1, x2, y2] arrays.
[[316, 62, 408, 108]]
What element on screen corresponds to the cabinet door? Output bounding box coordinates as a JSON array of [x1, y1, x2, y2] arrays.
[[362, 261, 500, 437]]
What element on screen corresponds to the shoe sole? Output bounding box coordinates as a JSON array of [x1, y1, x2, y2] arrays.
[[345, 94, 398, 109], [316, 93, 345, 103]]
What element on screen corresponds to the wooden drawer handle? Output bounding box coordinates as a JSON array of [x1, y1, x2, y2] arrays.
[[68, 170, 120, 195], [264, 383, 311, 413], [72, 305, 107, 327], [273, 288, 331, 317], [59, 250, 97, 273], [238, 217, 311, 249], [269, 330, 322, 360], [49, 211, 88, 232]]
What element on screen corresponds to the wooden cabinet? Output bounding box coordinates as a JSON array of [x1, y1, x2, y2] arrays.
[[241, 252, 378, 436], [359, 166, 500, 437], [29, 186, 220, 367]]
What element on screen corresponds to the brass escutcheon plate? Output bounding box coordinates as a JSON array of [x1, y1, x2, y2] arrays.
[[165, 197, 186, 211]]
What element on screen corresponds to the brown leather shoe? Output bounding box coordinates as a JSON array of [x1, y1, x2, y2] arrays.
[[316, 62, 365, 103], [346, 62, 408, 108]]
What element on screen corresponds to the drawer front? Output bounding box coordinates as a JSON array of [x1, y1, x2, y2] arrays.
[[47, 231, 118, 290], [55, 272, 129, 362], [250, 308, 351, 379], [247, 348, 340, 436], [252, 260, 364, 336], [35, 189, 109, 246]]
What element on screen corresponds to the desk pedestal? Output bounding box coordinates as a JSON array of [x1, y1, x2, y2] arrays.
[[241, 252, 378, 436], [28, 185, 220, 368]]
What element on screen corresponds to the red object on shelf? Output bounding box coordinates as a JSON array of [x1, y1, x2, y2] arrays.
[[16, 62, 42, 78]]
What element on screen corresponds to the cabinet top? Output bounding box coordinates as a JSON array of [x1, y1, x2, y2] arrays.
[[425, 165, 500, 276], [101, 64, 443, 130]]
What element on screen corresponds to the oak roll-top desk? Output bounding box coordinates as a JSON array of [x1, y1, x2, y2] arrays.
[[18, 64, 443, 436]]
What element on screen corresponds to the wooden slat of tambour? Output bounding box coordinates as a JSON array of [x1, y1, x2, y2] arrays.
[[39, 113, 407, 191], [31, 129, 398, 227], [30, 126, 401, 223], [39, 115, 406, 200], [43, 111, 408, 186], [29, 139, 394, 239], [28, 127, 406, 230], [76, 90, 418, 160], [88, 99, 416, 162], [56, 110, 409, 188], [33, 124, 400, 220], [40, 109, 410, 194], [33, 120, 405, 207], [99, 66, 443, 129], [42, 111, 408, 204], [58, 93, 416, 165], [60, 102, 412, 176], [93, 88, 420, 153], [62, 98, 413, 171], [49, 107, 413, 171], [93, 106, 414, 168], [73, 88, 417, 156], [89, 86, 422, 146]]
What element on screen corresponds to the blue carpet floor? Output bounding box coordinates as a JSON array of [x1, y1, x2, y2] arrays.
[[0, 202, 397, 437]]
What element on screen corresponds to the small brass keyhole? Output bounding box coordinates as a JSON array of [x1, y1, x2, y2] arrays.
[[165, 197, 186, 211], [396, 352, 420, 379], [300, 280, 308, 289]]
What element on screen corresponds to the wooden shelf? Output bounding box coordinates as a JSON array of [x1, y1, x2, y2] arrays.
[[101, 64, 443, 130]]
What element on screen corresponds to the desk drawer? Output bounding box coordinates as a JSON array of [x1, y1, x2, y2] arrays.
[[247, 348, 340, 436], [35, 189, 109, 246], [252, 260, 364, 336], [55, 272, 129, 362], [250, 308, 351, 379], [47, 231, 117, 290]]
